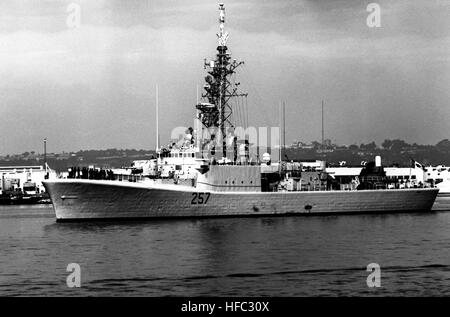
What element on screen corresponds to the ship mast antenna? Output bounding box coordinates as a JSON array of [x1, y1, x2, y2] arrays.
[[196, 3, 248, 162], [217, 3, 229, 47], [321, 100, 324, 152], [156, 84, 159, 150], [43, 138, 47, 173], [283, 101, 286, 160]]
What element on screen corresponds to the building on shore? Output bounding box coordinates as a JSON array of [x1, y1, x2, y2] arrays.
[[0, 165, 57, 195]]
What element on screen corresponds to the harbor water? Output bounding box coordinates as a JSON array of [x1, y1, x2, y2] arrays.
[[1, 202, 450, 296]]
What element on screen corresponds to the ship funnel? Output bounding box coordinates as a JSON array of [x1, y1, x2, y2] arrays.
[[319, 160, 326, 171], [262, 152, 271, 165], [375, 156, 382, 167]]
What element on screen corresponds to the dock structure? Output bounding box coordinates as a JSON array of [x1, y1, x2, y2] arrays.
[[0, 165, 56, 195]]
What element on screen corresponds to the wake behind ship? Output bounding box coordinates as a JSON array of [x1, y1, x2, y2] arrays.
[[43, 3, 438, 222]]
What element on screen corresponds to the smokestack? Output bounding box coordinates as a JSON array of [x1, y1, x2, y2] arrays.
[[375, 156, 381, 167]]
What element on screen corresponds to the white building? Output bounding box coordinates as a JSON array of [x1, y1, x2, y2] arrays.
[[0, 165, 57, 194]]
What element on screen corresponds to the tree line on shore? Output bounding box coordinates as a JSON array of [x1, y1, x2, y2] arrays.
[[1, 139, 450, 171], [286, 139, 450, 166]]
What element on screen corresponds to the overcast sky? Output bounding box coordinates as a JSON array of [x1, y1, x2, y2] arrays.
[[0, 0, 449, 154]]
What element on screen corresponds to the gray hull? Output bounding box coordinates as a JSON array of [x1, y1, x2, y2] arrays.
[[43, 180, 439, 221]]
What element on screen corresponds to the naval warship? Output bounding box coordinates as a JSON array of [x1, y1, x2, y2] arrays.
[[43, 3, 438, 221]]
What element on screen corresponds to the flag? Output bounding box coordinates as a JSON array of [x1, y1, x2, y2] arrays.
[[411, 159, 423, 169]]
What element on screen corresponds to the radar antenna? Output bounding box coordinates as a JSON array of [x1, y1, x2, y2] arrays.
[[196, 3, 248, 160]]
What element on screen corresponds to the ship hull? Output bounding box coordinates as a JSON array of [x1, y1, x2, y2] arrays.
[[43, 180, 439, 221]]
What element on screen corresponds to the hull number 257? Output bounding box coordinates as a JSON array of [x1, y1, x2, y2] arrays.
[[191, 192, 211, 205]]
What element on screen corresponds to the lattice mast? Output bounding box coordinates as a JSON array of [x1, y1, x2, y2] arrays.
[[196, 3, 247, 160]]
